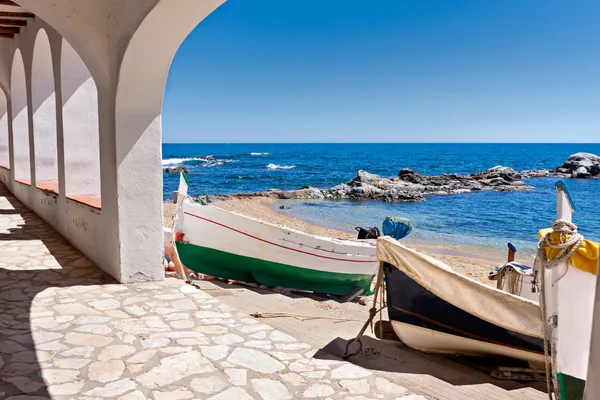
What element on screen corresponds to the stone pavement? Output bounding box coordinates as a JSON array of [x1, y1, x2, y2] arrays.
[[0, 184, 425, 400]]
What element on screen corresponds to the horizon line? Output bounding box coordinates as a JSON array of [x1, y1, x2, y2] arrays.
[[162, 141, 599, 145]]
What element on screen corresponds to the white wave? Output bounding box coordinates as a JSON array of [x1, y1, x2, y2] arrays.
[[162, 158, 192, 166], [250, 152, 270, 156], [267, 164, 296, 170], [201, 159, 238, 167], [162, 156, 224, 166]]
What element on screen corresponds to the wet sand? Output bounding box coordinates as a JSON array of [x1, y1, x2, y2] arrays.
[[163, 196, 532, 285]]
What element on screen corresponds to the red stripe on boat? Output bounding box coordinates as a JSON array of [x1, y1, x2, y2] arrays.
[[183, 212, 377, 263]]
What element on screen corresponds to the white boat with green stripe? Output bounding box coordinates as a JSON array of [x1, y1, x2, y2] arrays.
[[174, 200, 378, 296]]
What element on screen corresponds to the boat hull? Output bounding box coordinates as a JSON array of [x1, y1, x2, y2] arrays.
[[175, 202, 378, 296], [384, 262, 544, 363]]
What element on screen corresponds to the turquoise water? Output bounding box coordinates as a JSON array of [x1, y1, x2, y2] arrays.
[[163, 143, 600, 253]]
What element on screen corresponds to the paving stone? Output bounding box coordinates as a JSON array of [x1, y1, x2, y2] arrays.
[[200, 345, 230, 361], [73, 316, 112, 325], [140, 333, 171, 349], [225, 367, 247, 386], [36, 340, 68, 352], [0, 341, 28, 354], [190, 376, 228, 394], [170, 320, 195, 329], [112, 316, 170, 334], [395, 396, 427, 400], [213, 333, 245, 345], [83, 378, 137, 397], [41, 368, 80, 384], [31, 331, 63, 344], [208, 387, 254, 400], [289, 361, 313, 372], [163, 312, 190, 321], [134, 351, 215, 388], [54, 303, 101, 315], [74, 324, 114, 335], [249, 331, 268, 339], [89, 299, 121, 310], [60, 346, 95, 358], [331, 364, 373, 379], [252, 378, 293, 400], [0, 193, 437, 400], [301, 370, 327, 379], [98, 345, 136, 360], [64, 332, 114, 347], [47, 380, 86, 396], [88, 360, 126, 382], [160, 346, 193, 354], [270, 351, 304, 361], [117, 390, 148, 400], [340, 379, 371, 394], [152, 387, 195, 400], [275, 342, 312, 351], [281, 372, 308, 386], [127, 349, 157, 364], [304, 383, 335, 398], [245, 340, 273, 349], [4, 376, 45, 393], [127, 364, 146, 373], [54, 358, 91, 369], [227, 348, 285, 374], [196, 325, 230, 335]]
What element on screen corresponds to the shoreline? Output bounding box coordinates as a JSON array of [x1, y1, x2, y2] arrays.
[[164, 196, 529, 285]]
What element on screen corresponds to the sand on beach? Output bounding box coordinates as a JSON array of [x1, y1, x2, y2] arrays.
[[163, 196, 521, 286]]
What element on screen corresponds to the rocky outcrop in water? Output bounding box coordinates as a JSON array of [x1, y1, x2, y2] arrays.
[[164, 166, 190, 174], [553, 152, 600, 179], [196, 152, 599, 204], [244, 166, 533, 203], [322, 166, 533, 202]]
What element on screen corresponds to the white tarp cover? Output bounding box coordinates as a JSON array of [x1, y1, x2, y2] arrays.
[[377, 236, 543, 339]]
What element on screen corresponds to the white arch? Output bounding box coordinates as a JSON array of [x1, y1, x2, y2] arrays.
[[11, 49, 30, 182], [0, 90, 8, 168], [113, 0, 225, 281], [61, 38, 101, 204], [32, 29, 58, 190]]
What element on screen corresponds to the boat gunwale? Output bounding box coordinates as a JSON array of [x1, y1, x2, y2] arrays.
[[182, 202, 376, 249]]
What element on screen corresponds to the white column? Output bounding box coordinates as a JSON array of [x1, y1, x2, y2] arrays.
[[11, 49, 31, 183], [112, 0, 225, 282], [32, 29, 58, 186]]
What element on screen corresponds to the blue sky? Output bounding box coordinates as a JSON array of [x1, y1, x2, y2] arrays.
[[163, 0, 600, 143]]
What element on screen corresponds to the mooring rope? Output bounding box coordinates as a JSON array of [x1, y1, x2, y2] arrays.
[[537, 219, 584, 400]]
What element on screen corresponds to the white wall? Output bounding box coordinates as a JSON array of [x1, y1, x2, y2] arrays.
[[0, 0, 225, 283], [0, 91, 8, 167], [10, 49, 30, 182], [32, 29, 57, 183], [61, 38, 100, 197]]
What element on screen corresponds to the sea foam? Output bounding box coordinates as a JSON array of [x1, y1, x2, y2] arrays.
[[267, 164, 295, 170]]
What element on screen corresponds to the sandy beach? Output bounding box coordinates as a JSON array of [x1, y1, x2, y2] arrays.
[[163, 196, 527, 286]]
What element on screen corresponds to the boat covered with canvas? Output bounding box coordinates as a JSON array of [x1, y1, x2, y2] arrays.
[[174, 198, 380, 296], [378, 235, 545, 364]]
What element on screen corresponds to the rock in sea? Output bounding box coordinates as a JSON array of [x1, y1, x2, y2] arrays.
[[164, 166, 190, 174], [554, 152, 600, 179]]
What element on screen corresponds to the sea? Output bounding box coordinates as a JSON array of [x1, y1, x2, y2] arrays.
[[163, 143, 600, 255]]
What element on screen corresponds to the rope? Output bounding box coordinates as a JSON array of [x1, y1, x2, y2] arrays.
[[536, 219, 584, 400], [250, 312, 364, 323], [342, 262, 386, 360]]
